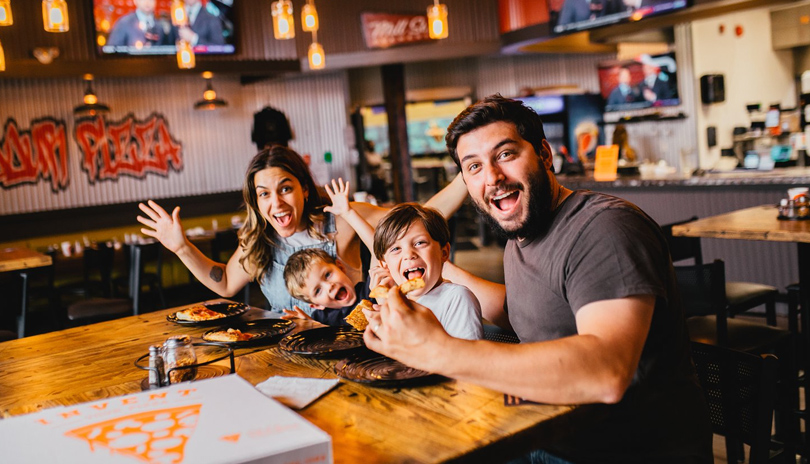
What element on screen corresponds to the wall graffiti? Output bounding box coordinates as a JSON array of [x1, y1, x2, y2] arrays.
[[74, 113, 183, 183], [0, 118, 69, 192]]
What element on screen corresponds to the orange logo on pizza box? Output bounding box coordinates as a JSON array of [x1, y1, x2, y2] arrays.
[[65, 404, 201, 463]]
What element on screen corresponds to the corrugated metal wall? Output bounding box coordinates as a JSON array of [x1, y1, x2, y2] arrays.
[[0, 71, 353, 215]]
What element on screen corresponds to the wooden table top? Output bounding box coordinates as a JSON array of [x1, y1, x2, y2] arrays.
[[0, 246, 52, 273], [0, 300, 574, 463], [671, 205, 810, 243]]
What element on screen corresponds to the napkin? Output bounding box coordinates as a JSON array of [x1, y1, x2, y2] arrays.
[[255, 376, 340, 410]]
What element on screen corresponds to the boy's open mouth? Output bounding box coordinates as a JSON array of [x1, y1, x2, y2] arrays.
[[335, 286, 348, 301], [404, 267, 425, 280]]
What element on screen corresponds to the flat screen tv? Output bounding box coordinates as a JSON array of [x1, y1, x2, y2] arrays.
[[93, 0, 235, 56], [597, 51, 680, 113], [548, 0, 688, 35]]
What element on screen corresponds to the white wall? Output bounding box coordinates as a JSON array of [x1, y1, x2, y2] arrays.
[[691, 7, 796, 168]]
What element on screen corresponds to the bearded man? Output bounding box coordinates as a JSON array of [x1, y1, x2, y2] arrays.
[[363, 95, 712, 464]]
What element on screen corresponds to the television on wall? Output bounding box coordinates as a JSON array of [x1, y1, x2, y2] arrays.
[[597, 51, 680, 113], [548, 0, 688, 35], [93, 0, 235, 56]]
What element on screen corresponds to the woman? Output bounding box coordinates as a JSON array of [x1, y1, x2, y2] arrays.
[[137, 145, 464, 312]]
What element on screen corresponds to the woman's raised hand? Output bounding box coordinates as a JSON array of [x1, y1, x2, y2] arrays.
[[323, 178, 351, 217], [137, 200, 188, 254]]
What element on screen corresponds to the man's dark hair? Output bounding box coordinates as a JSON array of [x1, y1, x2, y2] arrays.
[[373, 203, 450, 260], [445, 94, 547, 167]]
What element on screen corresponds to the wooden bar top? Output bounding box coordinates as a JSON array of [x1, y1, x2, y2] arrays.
[[0, 301, 575, 463], [671, 205, 810, 243], [0, 246, 52, 273]]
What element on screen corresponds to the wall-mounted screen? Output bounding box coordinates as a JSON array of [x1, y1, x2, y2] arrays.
[[548, 0, 687, 35], [93, 0, 235, 55], [597, 51, 680, 113]]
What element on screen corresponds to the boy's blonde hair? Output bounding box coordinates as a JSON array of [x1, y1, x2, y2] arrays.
[[373, 203, 450, 260], [283, 248, 337, 302]]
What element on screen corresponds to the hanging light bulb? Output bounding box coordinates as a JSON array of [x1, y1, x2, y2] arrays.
[[42, 0, 69, 33], [0, 0, 13, 27], [271, 0, 294, 40], [194, 72, 228, 110], [301, 0, 318, 32], [176, 39, 195, 69], [0, 40, 6, 72], [427, 0, 448, 40], [307, 28, 325, 71], [170, 0, 188, 27], [74, 74, 110, 116]]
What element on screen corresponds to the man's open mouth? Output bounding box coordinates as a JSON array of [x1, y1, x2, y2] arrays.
[[490, 190, 519, 212]]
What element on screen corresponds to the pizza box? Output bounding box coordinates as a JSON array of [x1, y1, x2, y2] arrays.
[[0, 374, 332, 464]]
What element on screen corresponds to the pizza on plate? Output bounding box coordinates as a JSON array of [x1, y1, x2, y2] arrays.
[[205, 328, 256, 342], [175, 305, 227, 322]]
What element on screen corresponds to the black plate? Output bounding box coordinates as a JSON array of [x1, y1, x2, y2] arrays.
[[202, 319, 295, 346], [166, 301, 249, 326], [278, 326, 365, 356], [334, 351, 437, 388]]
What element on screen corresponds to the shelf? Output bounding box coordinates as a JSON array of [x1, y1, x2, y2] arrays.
[[603, 113, 687, 124]]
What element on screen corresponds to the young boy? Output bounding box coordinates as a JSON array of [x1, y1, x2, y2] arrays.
[[371, 203, 483, 340]]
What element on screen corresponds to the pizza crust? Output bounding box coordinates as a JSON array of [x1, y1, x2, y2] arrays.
[[344, 299, 373, 331], [205, 328, 255, 342], [369, 277, 425, 299]]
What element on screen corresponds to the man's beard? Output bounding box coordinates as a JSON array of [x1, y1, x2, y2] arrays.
[[472, 169, 554, 241]]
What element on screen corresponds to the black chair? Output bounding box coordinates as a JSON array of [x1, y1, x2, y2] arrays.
[[690, 341, 782, 463], [675, 260, 797, 458], [663, 217, 779, 326], [0, 329, 17, 342], [117, 241, 166, 315], [66, 243, 132, 326]]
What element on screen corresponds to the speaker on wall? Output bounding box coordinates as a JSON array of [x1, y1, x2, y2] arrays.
[[700, 74, 725, 104]]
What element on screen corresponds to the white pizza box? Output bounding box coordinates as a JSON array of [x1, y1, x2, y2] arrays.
[[0, 374, 332, 464]]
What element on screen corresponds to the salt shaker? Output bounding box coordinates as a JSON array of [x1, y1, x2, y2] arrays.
[[148, 345, 165, 389], [162, 335, 197, 385]]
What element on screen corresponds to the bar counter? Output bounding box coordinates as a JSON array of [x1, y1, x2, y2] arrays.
[[0, 301, 576, 463]]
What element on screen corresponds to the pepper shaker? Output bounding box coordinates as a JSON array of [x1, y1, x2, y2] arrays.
[[148, 345, 165, 389]]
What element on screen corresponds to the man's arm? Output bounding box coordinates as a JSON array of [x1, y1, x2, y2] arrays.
[[364, 290, 654, 405], [442, 261, 509, 329], [424, 173, 467, 219]]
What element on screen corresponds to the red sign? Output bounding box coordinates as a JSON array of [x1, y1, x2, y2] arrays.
[[360, 12, 432, 49], [74, 113, 183, 183], [0, 118, 69, 192]]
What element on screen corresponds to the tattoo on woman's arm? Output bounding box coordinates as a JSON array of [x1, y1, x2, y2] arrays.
[[209, 265, 224, 282]]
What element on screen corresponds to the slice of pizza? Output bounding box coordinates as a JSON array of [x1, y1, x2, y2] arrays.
[[205, 328, 256, 342], [345, 299, 373, 331], [369, 277, 425, 299], [65, 404, 201, 464], [175, 305, 227, 322]]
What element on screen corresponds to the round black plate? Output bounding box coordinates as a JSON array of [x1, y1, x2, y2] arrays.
[[334, 351, 437, 388], [166, 301, 249, 326], [778, 214, 810, 221], [202, 319, 295, 346], [278, 326, 365, 356]]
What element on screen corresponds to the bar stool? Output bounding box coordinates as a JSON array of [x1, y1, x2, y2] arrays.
[[663, 217, 779, 325]]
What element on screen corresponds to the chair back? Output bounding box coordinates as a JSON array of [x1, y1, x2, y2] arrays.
[[674, 260, 729, 342], [211, 229, 239, 262], [690, 341, 779, 464], [661, 216, 703, 265], [83, 243, 115, 298], [127, 241, 165, 315]]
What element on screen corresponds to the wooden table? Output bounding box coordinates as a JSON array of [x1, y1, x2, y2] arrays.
[[0, 246, 53, 337], [0, 301, 575, 463]]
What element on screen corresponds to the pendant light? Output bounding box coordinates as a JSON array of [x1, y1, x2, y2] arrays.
[[194, 72, 228, 110], [0, 0, 13, 27], [271, 0, 294, 40], [0, 40, 6, 72], [42, 0, 69, 33], [74, 74, 110, 116], [301, 0, 318, 32], [171, 0, 188, 27], [308, 30, 324, 70], [176, 39, 195, 69], [427, 0, 448, 40]]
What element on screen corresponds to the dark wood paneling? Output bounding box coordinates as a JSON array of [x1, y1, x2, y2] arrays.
[[0, 191, 244, 243]]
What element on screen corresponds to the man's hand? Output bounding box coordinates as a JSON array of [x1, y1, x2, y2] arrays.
[[324, 178, 352, 217], [281, 306, 314, 322], [362, 286, 450, 373], [137, 200, 188, 254]]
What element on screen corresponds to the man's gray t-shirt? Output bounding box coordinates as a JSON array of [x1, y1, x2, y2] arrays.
[[504, 190, 712, 464]]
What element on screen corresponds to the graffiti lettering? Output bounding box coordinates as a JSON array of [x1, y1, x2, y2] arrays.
[[0, 118, 69, 191], [74, 113, 183, 182]]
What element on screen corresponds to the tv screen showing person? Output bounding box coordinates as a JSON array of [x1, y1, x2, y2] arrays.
[[598, 51, 680, 113], [549, 0, 688, 34]]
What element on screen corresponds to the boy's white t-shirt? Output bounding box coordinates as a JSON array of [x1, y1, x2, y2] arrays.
[[415, 281, 483, 340]]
